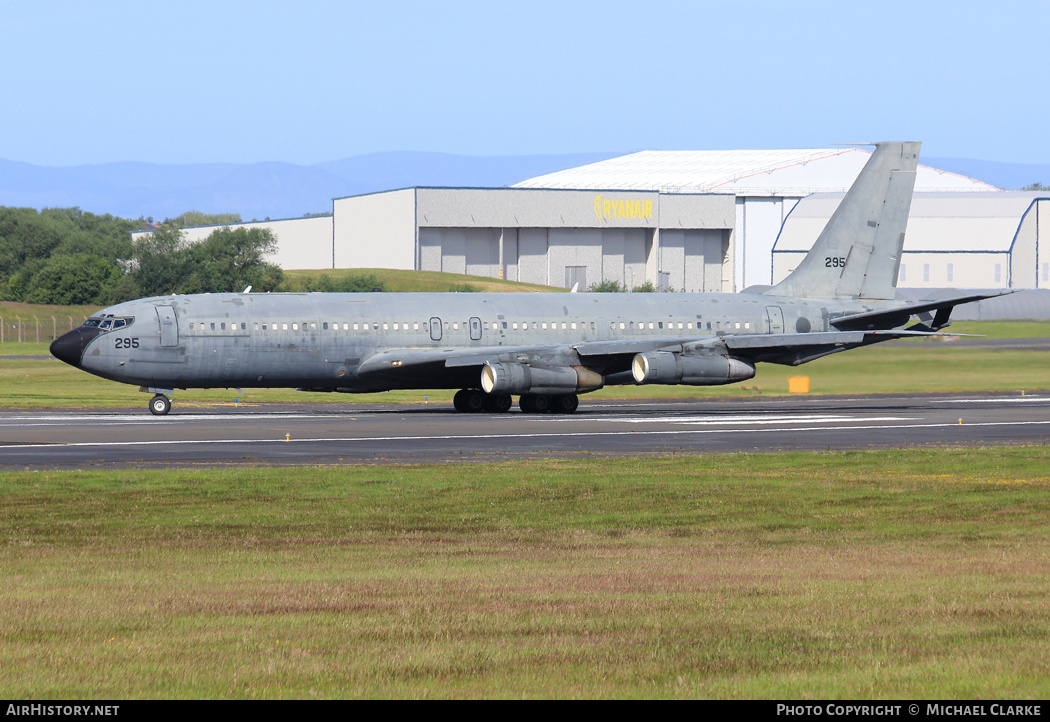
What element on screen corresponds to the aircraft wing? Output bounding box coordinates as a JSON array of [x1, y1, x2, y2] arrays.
[[351, 326, 962, 389]]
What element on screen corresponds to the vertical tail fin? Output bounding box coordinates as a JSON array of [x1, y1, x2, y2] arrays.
[[766, 141, 920, 300]]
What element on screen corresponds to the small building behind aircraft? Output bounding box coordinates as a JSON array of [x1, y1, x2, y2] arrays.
[[773, 191, 1049, 290]]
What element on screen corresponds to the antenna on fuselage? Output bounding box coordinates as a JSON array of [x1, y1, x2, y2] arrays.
[[242, 286, 252, 294]]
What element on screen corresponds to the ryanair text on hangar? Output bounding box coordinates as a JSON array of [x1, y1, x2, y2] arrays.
[[594, 194, 654, 221]]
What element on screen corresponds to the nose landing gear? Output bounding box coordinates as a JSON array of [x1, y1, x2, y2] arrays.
[[149, 394, 172, 416]]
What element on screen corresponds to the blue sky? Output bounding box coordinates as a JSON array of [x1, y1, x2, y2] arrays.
[[3, 0, 1047, 166]]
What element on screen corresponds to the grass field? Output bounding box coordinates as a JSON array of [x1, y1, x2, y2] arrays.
[[2, 448, 1048, 698], [280, 267, 563, 293]]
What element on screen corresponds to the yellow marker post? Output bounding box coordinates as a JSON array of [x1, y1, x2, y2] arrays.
[[788, 376, 810, 394], [285, 434, 290, 442]]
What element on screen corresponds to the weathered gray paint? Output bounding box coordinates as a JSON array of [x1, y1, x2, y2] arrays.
[[53, 143, 1007, 412]]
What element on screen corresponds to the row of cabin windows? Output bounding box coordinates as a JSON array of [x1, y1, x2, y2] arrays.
[[186, 319, 753, 333]]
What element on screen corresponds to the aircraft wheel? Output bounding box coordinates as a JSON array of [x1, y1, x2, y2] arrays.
[[149, 395, 171, 416], [453, 389, 470, 412], [464, 389, 486, 413], [530, 394, 551, 414], [484, 393, 512, 413], [518, 394, 533, 413], [552, 394, 579, 414]]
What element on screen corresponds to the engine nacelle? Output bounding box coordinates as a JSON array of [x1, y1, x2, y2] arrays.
[[631, 352, 756, 386], [481, 362, 604, 395]]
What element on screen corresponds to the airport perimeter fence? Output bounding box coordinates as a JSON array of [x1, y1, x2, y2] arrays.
[[0, 315, 87, 345]]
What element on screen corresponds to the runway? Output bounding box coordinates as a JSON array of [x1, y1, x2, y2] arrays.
[[2, 392, 1048, 468]]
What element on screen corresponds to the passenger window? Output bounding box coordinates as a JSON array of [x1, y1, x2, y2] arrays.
[[292, 323, 298, 330], [571, 322, 576, 330], [374, 323, 380, 330], [512, 322, 518, 330], [502, 322, 508, 329], [619, 322, 625, 330], [453, 322, 459, 330], [210, 323, 216, 330], [353, 323, 359, 331], [561, 322, 567, 330], [414, 323, 419, 331], [383, 323, 389, 330], [282, 323, 288, 330], [393, 323, 399, 330], [189, 323, 195, 330]]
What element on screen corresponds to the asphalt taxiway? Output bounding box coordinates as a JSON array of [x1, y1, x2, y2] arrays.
[[1, 392, 1048, 468]]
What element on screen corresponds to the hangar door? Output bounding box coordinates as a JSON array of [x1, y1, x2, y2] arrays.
[[660, 230, 725, 292], [419, 228, 499, 277]]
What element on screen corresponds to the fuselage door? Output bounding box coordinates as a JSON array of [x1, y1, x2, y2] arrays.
[[469, 317, 482, 341], [156, 305, 179, 347], [429, 317, 442, 342], [765, 306, 785, 335]]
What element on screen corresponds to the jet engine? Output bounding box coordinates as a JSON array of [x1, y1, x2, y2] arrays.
[[481, 362, 604, 396], [631, 352, 755, 386]]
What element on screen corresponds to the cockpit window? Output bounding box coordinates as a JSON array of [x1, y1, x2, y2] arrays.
[[83, 316, 133, 331]]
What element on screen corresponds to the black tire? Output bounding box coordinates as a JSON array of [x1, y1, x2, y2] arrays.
[[453, 389, 470, 412], [484, 393, 512, 413], [530, 394, 550, 413], [552, 394, 579, 414], [519, 394, 534, 413], [464, 390, 486, 413], [149, 395, 171, 416]]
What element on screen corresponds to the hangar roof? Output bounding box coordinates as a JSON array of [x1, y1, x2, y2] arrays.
[[514, 148, 998, 196], [774, 192, 1046, 253]]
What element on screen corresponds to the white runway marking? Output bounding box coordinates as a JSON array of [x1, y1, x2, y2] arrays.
[[932, 397, 1049, 404], [4, 419, 1050, 452], [590, 414, 911, 425]]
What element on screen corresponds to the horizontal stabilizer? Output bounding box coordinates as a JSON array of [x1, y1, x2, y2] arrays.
[[830, 290, 1015, 331]]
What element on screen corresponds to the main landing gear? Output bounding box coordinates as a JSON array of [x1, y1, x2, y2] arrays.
[[149, 394, 172, 416], [453, 389, 579, 414]]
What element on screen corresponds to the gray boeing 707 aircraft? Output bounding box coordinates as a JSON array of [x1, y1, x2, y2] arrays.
[[51, 141, 1006, 415]]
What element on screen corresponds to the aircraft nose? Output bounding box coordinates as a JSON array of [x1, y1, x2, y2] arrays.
[[50, 327, 102, 368]]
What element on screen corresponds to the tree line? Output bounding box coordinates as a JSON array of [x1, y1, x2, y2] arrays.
[[0, 207, 285, 305]]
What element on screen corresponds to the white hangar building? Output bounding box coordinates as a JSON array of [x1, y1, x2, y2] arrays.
[[773, 192, 1050, 290], [333, 187, 735, 293], [145, 146, 1020, 293], [515, 148, 996, 290]]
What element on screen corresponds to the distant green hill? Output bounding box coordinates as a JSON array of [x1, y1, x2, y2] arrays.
[[278, 268, 564, 293]]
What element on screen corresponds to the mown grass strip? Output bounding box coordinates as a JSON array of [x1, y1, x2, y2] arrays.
[[2, 448, 1049, 698]]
